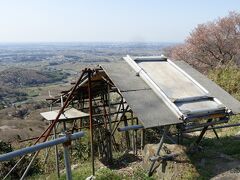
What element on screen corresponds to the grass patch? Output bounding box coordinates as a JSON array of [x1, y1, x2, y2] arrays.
[[208, 65, 240, 101], [95, 168, 122, 180], [131, 167, 156, 180], [27, 89, 39, 97]]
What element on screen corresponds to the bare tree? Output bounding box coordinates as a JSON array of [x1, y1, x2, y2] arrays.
[[166, 11, 240, 70]]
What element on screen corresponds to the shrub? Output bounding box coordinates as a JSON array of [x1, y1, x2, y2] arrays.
[[0, 141, 41, 179]]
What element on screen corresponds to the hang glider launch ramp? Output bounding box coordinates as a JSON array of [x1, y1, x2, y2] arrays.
[[102, 55, 240, 128]]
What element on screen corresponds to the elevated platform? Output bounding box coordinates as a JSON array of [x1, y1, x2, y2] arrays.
[[40, 108, 89, 122], [101, 56, 240, 128]]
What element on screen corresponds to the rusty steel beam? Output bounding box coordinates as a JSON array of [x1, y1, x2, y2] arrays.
[[88, 69, 95, 176]]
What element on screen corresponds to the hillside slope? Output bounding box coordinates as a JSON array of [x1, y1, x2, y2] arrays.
[[0, 67, 69, 107], [0, 67, 66, 87]]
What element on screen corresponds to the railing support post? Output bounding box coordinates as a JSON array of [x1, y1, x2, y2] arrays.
[[148, 125, 170, 176], [63, 134, 72, 180]]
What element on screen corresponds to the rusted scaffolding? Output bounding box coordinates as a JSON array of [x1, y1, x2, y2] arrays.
[[3, 67, 140, 179]]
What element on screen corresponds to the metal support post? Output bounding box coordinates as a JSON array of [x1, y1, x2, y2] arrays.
[[107, 84, 113, 163], [134, 130, 137, 154], [111, 105, 129, 135], [88, 70, 95, 176], [148, 125, 170, 176], [195, 119, 212, 145], [43, 128, 51, 164], [112, 98, 123, 131], [63, 121, 67, 131], [211, 125, 219, 139], [177, 124, 183, 144], [135, 118, 139, 154], [43, 101, 52, 164], [123, 116, 132, 150], [63, 136, 72, 180], [141, 129, 145, 151], [177, 128, 180, 144], [54, 124, 60, 178], [131, 111, 134, 152]]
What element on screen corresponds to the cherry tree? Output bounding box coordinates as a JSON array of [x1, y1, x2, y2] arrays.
[[167, 12, 240, 70]]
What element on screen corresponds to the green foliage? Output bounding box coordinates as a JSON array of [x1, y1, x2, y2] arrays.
[[0, 141, 12, 154], [0, 103, 4, 109], [38, 156, 156, 180], [61, 163, 92, 180], [56, 165, 155, 180], [208, 65, 240, 100], [208, 64, 240, 134], [132, 167, 156, 180], [0, 86, 28, 106], [185, 134, 240, 179], [27, 89, 39, 97], [0, 141, 41, 179], [95, 168, 122, 180], [43, 70, 70, 83], [201, 137, 240, 158], [72, 141, 90, 161]]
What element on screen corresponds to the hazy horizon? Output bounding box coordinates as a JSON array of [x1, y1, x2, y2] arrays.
[[0, 41, 179, 44]]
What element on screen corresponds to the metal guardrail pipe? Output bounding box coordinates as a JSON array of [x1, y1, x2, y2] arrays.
[[183, 122, 240, 133], [184, 118, 229, 131], [0, 131, 84, 162], [118, 125, 144, 132]]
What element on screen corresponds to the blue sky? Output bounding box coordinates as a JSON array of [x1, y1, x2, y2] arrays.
[[0, 0, 239, 43]]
